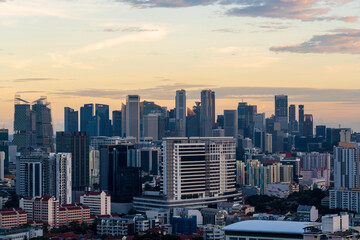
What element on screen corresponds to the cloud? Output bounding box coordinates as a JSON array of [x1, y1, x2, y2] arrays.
[[118, 0, 356, 22], [103, 27, 160, 33], [226, 0, 357, 22], [12, 78, 57, 82], [117, 0, 218, 8], [71, 28, 167, 54], [270, 29, 360, 54], [212, 28, 242, 34]]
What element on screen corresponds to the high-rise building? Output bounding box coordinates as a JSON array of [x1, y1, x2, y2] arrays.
[[288, 105, 298, 134], [96, 104, 111, 137], [330, 142, 360, 212], [64, 107, 78, 132], [126, 95, 140, 141], [224, 110, 238, 138], [316, 125, 326, 138], [112, 110, 122, 137], [16, 152, 72, 204], [200, 90, 215, 137], [121, 104, 127, 138], [0, 152, 4, 180], [143, 114, 159, 140], [80, 104, 94, 132], [161, 137, 236, 201], [48, 153, 72, 205], [274, 95, 288, 133], [176, 90, 186, 137], [298, 105, 304, 136], [32, 97, 54, 152], [100, 143, 141, 203], [16, 152, 46, 197], [303, 114, 313, 137], [13, 96, 54, 152], [254, 113, 265, 132], [237, 102, 257, 140], [13, 97, 36, 152], [137, 147, 160, 175], [186, 104, 200, 137], [56, 132, 90, 191]]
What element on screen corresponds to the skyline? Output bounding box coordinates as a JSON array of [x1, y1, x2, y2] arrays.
[[0, 0, 360, 131]]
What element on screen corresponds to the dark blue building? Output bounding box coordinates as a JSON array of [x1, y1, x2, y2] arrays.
[[172, 216, 197, 235]]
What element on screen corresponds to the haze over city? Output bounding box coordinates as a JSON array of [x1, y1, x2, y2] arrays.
[[0, 0, 360, 131]]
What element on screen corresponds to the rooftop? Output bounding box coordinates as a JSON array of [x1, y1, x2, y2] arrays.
[[222, 220, 317, 235]]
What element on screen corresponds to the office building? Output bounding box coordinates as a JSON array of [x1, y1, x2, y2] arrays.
[[281, 157, 301, 182], [237, 102, 257, 140], [274, 95, 288, 133], [143, 114, 159, 140], [112, 110, 122, 137], [316, 125, 326, 138], [13, 96, 54, 153], [100, 143, 141, 203], [172, 216, 197, 235], [0, 152, 4, 180], [224, 110, 238, 138], [200, 90, 215, 137], [175, 90, 186, 137], [64, 107, 78, 132], [80, 104, 93, 132], [137, 147, 160, 175], [126, 95, 140, 141], [186, 103, 200, 137], [254, 113, 265, 132], [56, 132, 90, 191], [303, 114, 313, 137], [299, 105, 304, 136], [80, 191, 111, 216], [96, 104, 111, 137], [288, 104, 298, 134]]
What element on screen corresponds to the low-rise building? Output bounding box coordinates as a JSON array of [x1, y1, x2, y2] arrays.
[[80, 191, 111, 216], [201, 209, 227, 226], [57, 203, 92, 227], [297, 205, 319, 222], [222, 220, 317, 240], [0, 208, 27, 229]]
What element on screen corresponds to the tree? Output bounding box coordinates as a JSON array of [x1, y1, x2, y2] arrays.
[[42, 222, 50, 233]]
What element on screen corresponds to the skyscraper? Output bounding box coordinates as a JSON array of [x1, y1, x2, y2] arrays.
[[64, 107, 79, 132], [200, 90, 215, 137], [224, 110, 238, 138], [112, 110, 122, 137], [288, 104, 298, 134], [32, 97, 54, 152], [13, 97, 36, 152], [274, 95, 288, 133], [100, 143, 141, 203], [56, 131, 90, 191], [175, 90, 186, 137], [237, 102, 257, 140], [126, 95, 140, 141], [303, 114, 313, 137], [80, 104, 94, 132], [298, 105, 304, 136], [96, 104, 111, 137], [186, 103, 200, 137]]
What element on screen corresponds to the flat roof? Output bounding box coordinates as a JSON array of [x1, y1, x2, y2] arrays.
[[222, 220, 316, 235]]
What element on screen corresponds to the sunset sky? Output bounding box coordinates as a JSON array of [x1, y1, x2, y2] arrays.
[[0, 0, 360, 132]]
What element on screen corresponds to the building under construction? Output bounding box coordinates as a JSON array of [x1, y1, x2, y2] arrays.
[[13, 95, 54, 153]]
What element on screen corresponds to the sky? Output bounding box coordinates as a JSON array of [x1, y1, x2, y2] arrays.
[[0, 0, 360, 132]]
